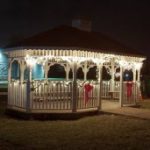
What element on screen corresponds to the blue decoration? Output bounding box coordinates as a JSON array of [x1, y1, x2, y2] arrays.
[[32, 64, 44, 79], [0, 50, 8, 81], [11, 60, 20, 80]]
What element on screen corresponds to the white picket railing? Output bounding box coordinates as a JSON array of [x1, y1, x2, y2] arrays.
[[7, 79, 141, 112], [77, 80, 99, 109], [122, 81, 141, 106], [101, 81, 120, 100], [31, 80, 72, 110], [8, 80, 27, 109]]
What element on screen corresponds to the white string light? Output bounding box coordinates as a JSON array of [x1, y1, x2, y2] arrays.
[[25, 55, 37, 67]]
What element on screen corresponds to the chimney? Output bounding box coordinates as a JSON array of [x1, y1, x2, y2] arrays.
[[72, 16, 92, 32]]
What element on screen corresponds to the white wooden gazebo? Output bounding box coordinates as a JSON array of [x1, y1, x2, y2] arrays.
[[5, 25, 145, 116]]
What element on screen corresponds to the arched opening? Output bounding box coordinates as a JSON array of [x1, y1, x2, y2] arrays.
[[24, 68, 29, 80], [77, 67, 84, 80], [102, 66, 111, 80], [32, 64, 44, 79], [123, 69, 133, 81], [136, 70, 138, 81], [115, 67, 120, 81], [48, 64, 66, 79], [87, 66, 97, 80], [69, 69, 73, 79], [11, 60, 20, 80]]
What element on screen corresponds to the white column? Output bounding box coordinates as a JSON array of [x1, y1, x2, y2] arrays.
[[43, 61, 49, 79], [8, 59, 12, 106], [8, 59, 12, 83], [72, 61, 77, 112], [137, 68, 141, 101], [111, 58, 115, 91], [98, 64, 102, 110], [137, 69, 141, 82], [20, 60, 26, 83], [119, 66, 123, 107], [65, 63, 70, 80], [133, 68, 136, 82], [26, 65, 31, 112], [83, 61, 88, 81]]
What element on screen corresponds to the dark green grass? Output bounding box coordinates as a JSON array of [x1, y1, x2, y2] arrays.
[[0, 99, 150, 150]]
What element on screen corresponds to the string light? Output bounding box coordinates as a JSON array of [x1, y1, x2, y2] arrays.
[[134, 62, 142, 70], [25, 54, 144, 72], [25, 55, 37, 67]]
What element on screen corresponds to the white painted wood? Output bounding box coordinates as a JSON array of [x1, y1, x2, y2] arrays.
[[119, 67, 123, 107], [6, 48, 146, 113], [110, 58, 115, 91], [31, 80, 72, 110], [72, 62, 77, 112]]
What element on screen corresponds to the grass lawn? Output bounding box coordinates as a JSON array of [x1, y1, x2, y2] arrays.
[[137, 99, 150, 110], [0, 98, 150, 150]]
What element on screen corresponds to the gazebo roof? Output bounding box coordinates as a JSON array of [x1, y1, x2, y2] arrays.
[[6, 25, 144, 57]]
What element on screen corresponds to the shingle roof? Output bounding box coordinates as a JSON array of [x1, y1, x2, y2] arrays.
[[5, 25, 144, 56]]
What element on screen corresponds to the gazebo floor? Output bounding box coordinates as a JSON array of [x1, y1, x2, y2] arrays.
[[5, 107, 100, 120], [101, 100, 120, 110]]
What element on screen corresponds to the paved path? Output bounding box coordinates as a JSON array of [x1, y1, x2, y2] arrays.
[[103, 107, 150, 120]]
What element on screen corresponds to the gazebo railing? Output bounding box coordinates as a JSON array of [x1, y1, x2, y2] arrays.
[[76, 80, 99, 110], [101, 81, 111, 99], [31, 80, 72, 110], [122, 81, 141, 106], [7, 79, 141, 112], [101, 81, 120, 100], [8, 80, 27, 109], [31, 80, 100, 111]]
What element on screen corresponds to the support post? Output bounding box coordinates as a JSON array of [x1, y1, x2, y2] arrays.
[[111, 58, 115, 92], [8, 59, 12, 83], [72, 62, 77, 112], [65, 64, 70, 80], [137, 68, 141, 101], [137, 69, 141, 82], [20, 60, 26, 83], [133, 68, 136, 82], [133, 68, 137, 104], [83, 61, 88, 81], [98, 64, 102, 110], [119, 66, 123, 107], [8, 59, 12, 105], [43, 61, 49, 79], [26, 66, 31, 112]]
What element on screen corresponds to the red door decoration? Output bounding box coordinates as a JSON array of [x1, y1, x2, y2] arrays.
[[84, 84, 93, 104], [126, 82, 133, 98]]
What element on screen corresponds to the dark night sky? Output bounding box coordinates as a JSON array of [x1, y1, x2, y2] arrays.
[[0, 0, 150, 57]]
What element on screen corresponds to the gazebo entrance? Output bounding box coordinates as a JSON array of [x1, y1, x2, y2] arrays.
[[101, 80, 141, 110]]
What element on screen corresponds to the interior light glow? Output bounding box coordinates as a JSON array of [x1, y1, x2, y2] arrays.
[[134, 62, 142, 70], [0, 52, 2, 58], [25, 55, 37, 67]]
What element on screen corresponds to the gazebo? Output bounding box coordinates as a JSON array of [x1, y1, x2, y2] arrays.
[[5, 25, 145, 116]]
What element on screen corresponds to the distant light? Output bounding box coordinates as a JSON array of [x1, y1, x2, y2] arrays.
[[25, 55, 36, 67], [0, 51, 2, 58], [125, 74, 129, 77], [115, 72, 120, 78], [0, 50, 2, 58]]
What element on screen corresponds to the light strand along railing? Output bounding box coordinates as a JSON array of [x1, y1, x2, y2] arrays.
[[8, 80, 27, 109], [122, 81, 141, 106], [31, 80, 72, 110], [76, 80, 99, 109]]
